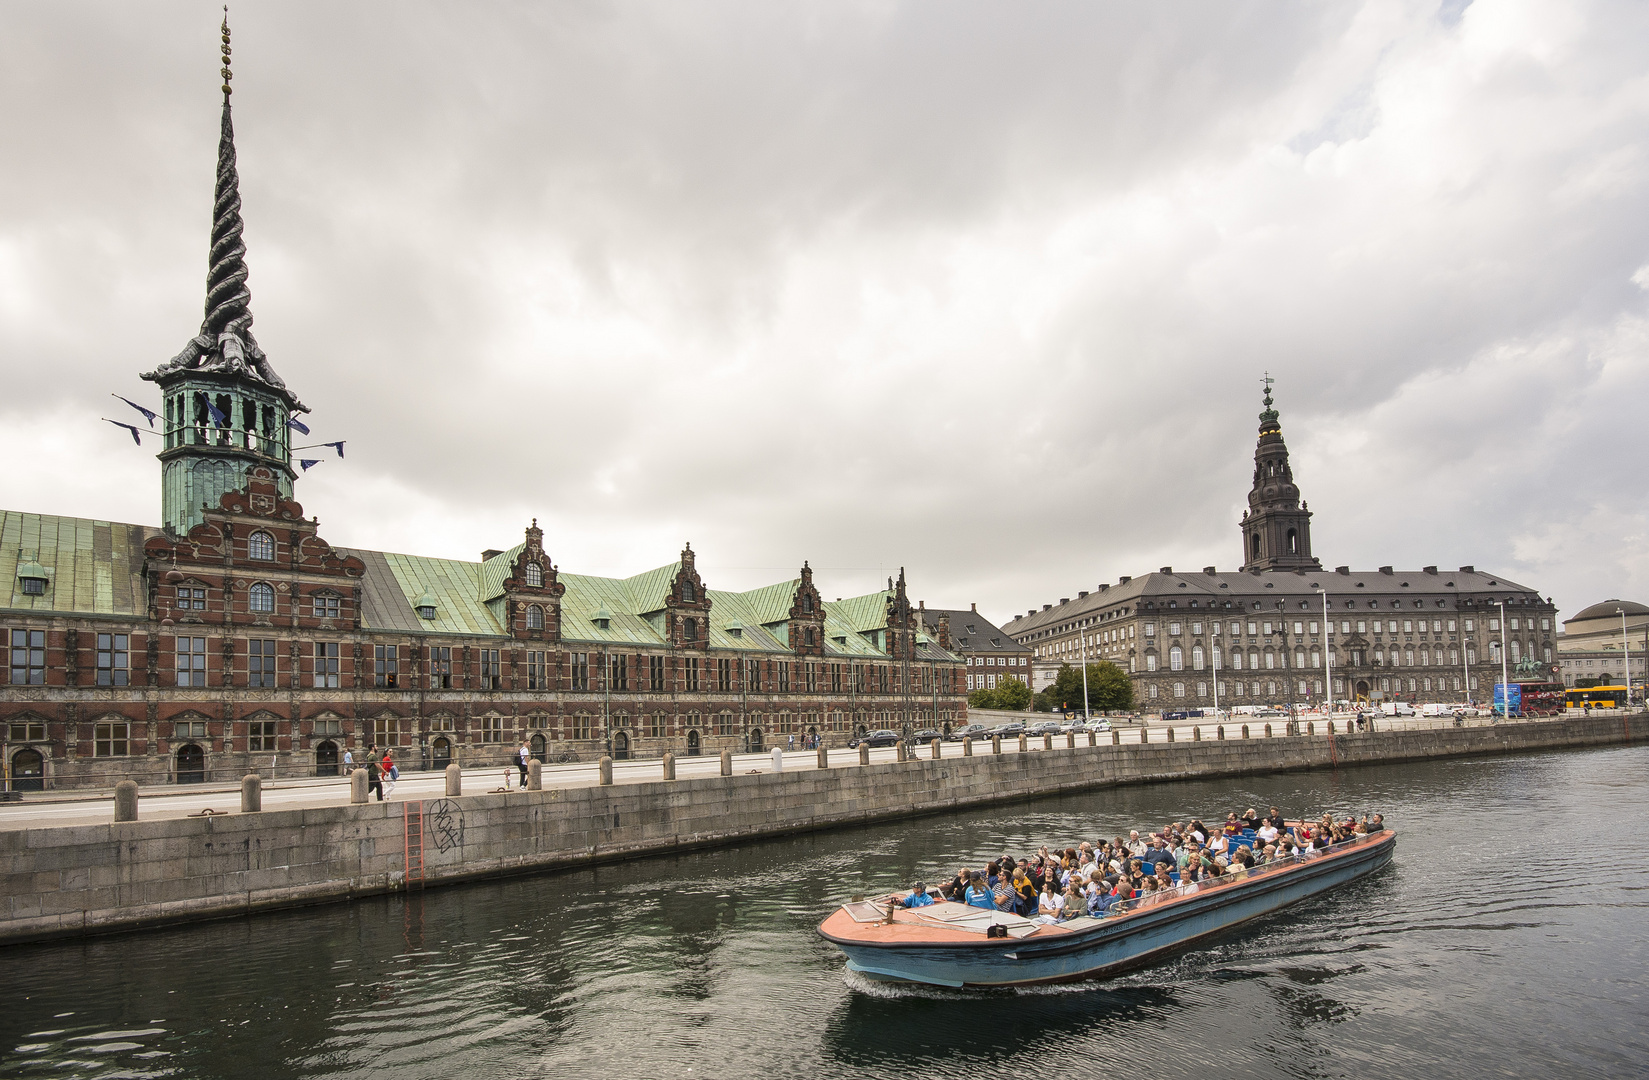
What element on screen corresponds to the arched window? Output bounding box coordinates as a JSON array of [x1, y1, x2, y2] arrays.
[[683, 617, 697, 642], [248, 531, 274, 561], [681, 579, 696, 603], [1169, 646, 1183, 671], [524, 562, 543, 588], [249, 582, 275, 613], [1509, 640, 1521, 662], [1191, 645, 1204, 671], [801, 593, 813, 613], [526, 604, 544, 629], [1251, 533, 1261, 557], [1286, 529, 1298, 554]]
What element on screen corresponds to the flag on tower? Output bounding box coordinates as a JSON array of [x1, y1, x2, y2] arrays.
[[287, 417, 311, 436], [103, 419, 143, 445], [112, 395, 158, 428], [300, 459, 321, 471], [199, 393, 228, 427], [322, 441, 345, 458]]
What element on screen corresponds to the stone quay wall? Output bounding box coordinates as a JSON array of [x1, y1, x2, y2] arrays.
[[2, 713, 1643, 946]]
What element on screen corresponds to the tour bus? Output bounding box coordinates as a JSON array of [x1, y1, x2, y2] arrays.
[[1512, 682, 1567, 717], [1565, 685, 1630, 709]]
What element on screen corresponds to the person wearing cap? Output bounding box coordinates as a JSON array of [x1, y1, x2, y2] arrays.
[[902, 881, 935, 908]]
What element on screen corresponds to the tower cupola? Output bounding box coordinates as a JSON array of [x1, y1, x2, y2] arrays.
[[1239, 378, 1321, 572]]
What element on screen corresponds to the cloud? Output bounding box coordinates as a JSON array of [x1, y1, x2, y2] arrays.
[[3, 0, 1649, 624]]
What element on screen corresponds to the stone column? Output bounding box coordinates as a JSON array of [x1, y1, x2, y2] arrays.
[[1192, 726, 1201, 741], [1088, 731, 1096, 746], [1140, 727, 1149, 744], [1166, 727, 1175, 743], [662, 753, 676, 780], [599, 755, 614, 785], [240, 774, 261, 813], [859, 743, 870, 765], [1112, 730, 1121, 745], [1216, 725, 1226, 740], [444, 763, 462, 796], [962, 736, 973, 757], [817, 745, 829, 769], [1264, 723, 1273, 737], [528, 759, 542, 790], [771, 747, 784, 773], [897, 741, 908, 762], [113, 779, 138, 822], [721, 749, 733, 776], [991, 734, 1001, 755], [1307, 721, 1315, 735], [350, 768, 368, 803], [930, 739, 941, 760], [1018, 734, 1028, 753], [1241, 724, 1250, 739], [1066, 732, 1076, 749], [1042, 733, 1053, 750]]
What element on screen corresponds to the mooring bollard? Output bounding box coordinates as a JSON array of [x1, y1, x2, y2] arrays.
[[1088, 731, 1096, 746], [1141, 726, 1150, 744], [771, 747, 784, 773], [1018, 734, 1028, 753], [1167, 727, 1175, 743], [351, 768, 369, 803], [1217, 725, 1226, 740], [1112, 730, 1121, 745], [1192, 726, 1201, 741], [992, 734, 1002, 755], [927, 739, 939, 760], [241, 773, 261, 813], [1241, 724, 1250, 739], [1066, 732, 1076, 749], [528, 759, 542, 790], [444, 763, 462, 796], [963, 736, 973, 757], [1307, 721, 1315, 736], [599, 755, 614, 785], [817, 744, 829, 769], [859, 743, 870, 765], [1264, 723, 1273, 738], [662, 752, 676, 780], [721, 749, 733, 776], [113, 779, 138, 822], [1042, 733, 1053, 751], [1329, 720, 1337, 735], [897, 741, 908, 762]]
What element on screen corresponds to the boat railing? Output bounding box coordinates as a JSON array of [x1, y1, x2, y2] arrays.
[[1100, 830, 1386, 919]]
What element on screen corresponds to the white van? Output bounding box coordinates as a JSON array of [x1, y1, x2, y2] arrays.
[[1380, 702, 1417, 717]]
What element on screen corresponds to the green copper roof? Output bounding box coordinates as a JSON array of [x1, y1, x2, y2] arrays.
[[0, 512, 156, 617]]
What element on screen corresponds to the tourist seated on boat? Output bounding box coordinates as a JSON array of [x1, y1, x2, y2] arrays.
[[1013, 869, 1039, 916], [1242, 807, 1262, 830], [1364, 814, 1385, 833], [964, 873, 996, 910], [940, 867, 971, 901], [1256, 820, 1280, 845], [993, 873, 1017, 912], [1038, 881, 1065, 923], [1127, 831, 1148, 856], [1142, 839, 1175, 870], [1189, 819, 1209, 844], [1062, 881, 1086, 919], [1223, 813, 1242, 835], [1265, 806, 1286, 832], [902, 881, 935, 908]]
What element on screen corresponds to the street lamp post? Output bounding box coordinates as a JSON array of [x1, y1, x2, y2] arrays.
[[1320, 588, 1331, 720], [1621, 607, 1634, 710], [1496, 601, 1510, 720], [1079, 626, 1091, 721]]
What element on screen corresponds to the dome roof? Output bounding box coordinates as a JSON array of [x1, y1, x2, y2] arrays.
[[1567, 599, 1649, 623]]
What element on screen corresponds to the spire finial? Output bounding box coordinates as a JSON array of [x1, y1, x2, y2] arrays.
[[1258, 372, 1280, 430], [220, 8, 233, 96]]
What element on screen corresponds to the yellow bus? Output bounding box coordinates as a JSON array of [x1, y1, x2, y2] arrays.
[[1566, 685, 1629, 709]]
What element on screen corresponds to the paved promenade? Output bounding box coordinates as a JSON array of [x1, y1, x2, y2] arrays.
[[0, 712, 1599, 831]]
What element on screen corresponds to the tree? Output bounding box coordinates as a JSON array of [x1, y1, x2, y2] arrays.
[[1033, 662, 1134, 713], [993, 675, 1032, 711]]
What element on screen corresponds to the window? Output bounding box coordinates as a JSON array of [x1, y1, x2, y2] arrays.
[[481, 649, 501, 690], [373, 715, 403, 747], [803, 661, 816, 692], [249, 583, 275, 613], [1191, 645, 1204, 671], [524, 562, 544, 588], [831, 664, 843, 693], [481, 715, 503, 743], [177, 585, 207, 611], [681, 579, 696, 603], [687, 657, 701, 692], [176, 636, 207, 687], [608, 653, 626, 691], [1169, 622, 1181, 636], [315, 642, 340, 688], [719, 657, 733, 692], [248, 531, 274, 561], [1145, 653, 1158, 672], [1144, 623, 1156, 637], [652, 655, 666, 691], [528, 651, 545, 690], [429, 646, 452, 689], [248, 638, 277, 688], [375, 644, 398, 688], [1293, 621, 1304, 636], [526, 604, 544, 630], [10, 720, 45, 742], [571, 652, 589, 691], [777, 662, 789, 692], [1231, 650, 1243, 670], [249, 719, 278, 752], [1265, 651, 1276, 669], [649, 711, 665, 738], [683, 617, 697, 643], [96, 633, 129, 687], [313, 717, 343, 736], [1191, 621, 1202, 636], [1169, 646, 1183, 671], [20, 574, 45, 596], [312, 593, 341, 620], [94, 721, 130, 757], [745, 657, 760, 691]]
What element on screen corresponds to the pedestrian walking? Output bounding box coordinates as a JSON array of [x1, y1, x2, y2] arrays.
[[343, 747, 353, 769], [365, 752, 384, 801], [517, 742, 530, 787], [381, 749, 398, 797]]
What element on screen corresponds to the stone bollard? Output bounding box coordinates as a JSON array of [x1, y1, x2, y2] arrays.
[[1329, 720, 1337, 735], [859, 743, 870, 765], [930, 739, 942, 760], [662, 753, 676, 780], [445, 763, 462, 796], [1088, 731, 1096, 746], [1264, 723, 1273, 738], [897, 741, 908, 762], [1192, 726, 1201, 741], [1018, 734, 1028, 753], [528, 759, 542, 790], [1167, 727, 1175, 743], [1241, 724, 1250, 739], [771, 747, 784, 773], [721, 749, 733, 776], [1067, 732, 1076, 749], [817, 744, 829, 769], [1141, 726, 1150, 744], [113, 779, 138, 822], [1112, 730, 1121, 745], [1042, 733, 1053, 751], [963, 736, 973, 757], [351, 768, 369, 803], [1307, 721, 1315, 735], [599, 756, 614, 784], [241, 773, 261, 813], [1217, 725, 1226, 740], [992, 734, 1002, 755]]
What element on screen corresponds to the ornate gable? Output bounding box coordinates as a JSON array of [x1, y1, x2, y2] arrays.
[[788, 561, 825, 655], [503, 519, 565, 641], [666, 542, 712, 648], [884, 567, 916, 661]]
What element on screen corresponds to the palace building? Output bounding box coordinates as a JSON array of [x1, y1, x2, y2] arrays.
[[0, 22, 965, 791], [1006, 386, 1559, 710]]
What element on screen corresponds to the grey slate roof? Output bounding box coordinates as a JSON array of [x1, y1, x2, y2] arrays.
[[917, 607, 1032, 654]]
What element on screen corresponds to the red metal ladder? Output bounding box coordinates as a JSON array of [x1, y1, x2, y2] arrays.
[[403, 800, 425, 891]]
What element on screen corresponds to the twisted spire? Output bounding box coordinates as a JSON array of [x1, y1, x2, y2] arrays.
[[143, 8, 305, 411]]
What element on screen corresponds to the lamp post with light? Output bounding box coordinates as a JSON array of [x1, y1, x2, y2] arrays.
[[1495, 600, 1511, 721]]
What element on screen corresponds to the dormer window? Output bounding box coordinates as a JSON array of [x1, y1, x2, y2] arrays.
[[524, 562, 543, 588], [592, 604, 613, 630], [801, 594, 813, 614], [682, 580, 696, 603], [414, 590, 439, 620], [248, 531, 274, 561], [17, 560, 48, 596]]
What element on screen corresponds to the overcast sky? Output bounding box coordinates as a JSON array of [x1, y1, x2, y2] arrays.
[[3, 0, 1648, 629]]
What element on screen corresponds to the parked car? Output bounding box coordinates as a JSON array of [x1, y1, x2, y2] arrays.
[[1090, 718, 1112, 733], [945, 723, 991, 742], [995, 722, 1026, 737], [848, 729, 901, 748], [910, 728, 943, 745], [1027, 721, 1063, 736]]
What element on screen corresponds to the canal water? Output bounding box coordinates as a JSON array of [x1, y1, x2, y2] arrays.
[[3, 744, 1646, 1079]]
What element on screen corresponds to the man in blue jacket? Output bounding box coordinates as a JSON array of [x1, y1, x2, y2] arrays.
[[902, 881, 935, 908]]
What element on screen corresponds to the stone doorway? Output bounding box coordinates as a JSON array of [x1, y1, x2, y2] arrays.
[[1355, 680, 1371, 701], [430, 736, 452, 770], [530, 733, 546, 763], [10, 748, 44, 792], [315, 740, 339, 777], [612, 730, 630, 760], [746, 728, 764, 754], [685, 729, 701, 756], [176, 743, 205, 784]]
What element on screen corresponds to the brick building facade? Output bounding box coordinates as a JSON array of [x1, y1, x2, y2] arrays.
[[0, 32, 964, 790]]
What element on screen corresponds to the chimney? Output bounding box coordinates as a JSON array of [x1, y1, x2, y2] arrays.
[[937, 612, 952, 651], [1078, 591, 1088, 598], [1204, 566, 1216, 574], [1043, 604, 1052, 611], [970, 602, 977, 613], [1459, 565, 1474, 573], [1423, 566, 1438, 575], [1379, 566, 1394, 575], [1336, 566, 1350, 575], [1060, 598, 1070, 605], [1099, 583, 1110, 591], [1160, 566, 1173, 574], [481, 549, 503, 561]]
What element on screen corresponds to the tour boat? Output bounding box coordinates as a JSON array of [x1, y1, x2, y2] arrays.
[[818, 828, 1396, 988]]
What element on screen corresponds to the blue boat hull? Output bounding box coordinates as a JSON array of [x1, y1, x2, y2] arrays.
[[832, 833, 1395, 987]]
